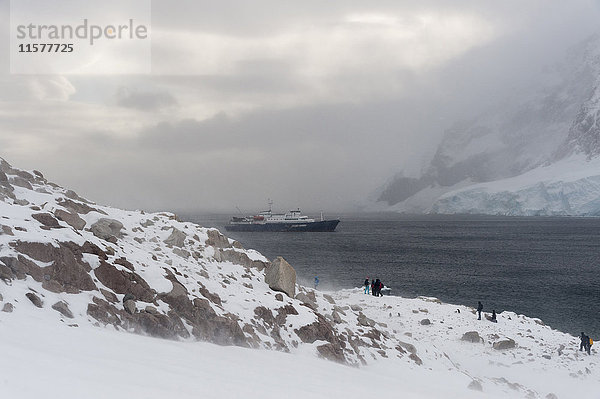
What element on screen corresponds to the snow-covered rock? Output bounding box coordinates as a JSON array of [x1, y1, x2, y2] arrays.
[[0, 156, 598, 398]]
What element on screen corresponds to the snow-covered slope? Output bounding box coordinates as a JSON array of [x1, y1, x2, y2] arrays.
[[432, 155, 600, 216], [377, 34, 600, 216], [1, 156, 598, 398]]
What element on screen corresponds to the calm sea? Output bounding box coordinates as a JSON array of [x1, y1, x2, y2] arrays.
[[182, 213, 599, 337]]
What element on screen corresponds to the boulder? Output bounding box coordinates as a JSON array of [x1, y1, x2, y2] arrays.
[[217, 249, 267, 270], [26, 292, 43, 308], [124, 299, 136, 315], [11, 176, 32, 190], [0, 171, 7, 182], [52, 301, 74, 318], [461, 331, 483, 343], [493, 338, 516, 350], [2, 303, 14, 312], [331, 310, 343, 324], [32, 213, 61, 228], [317, 343, 346, 363], [265, 256, 296, 298], [357, 312, 376, 327], [164, 228, 186, 248], [90, 218, 123, 242], [396, 341, 417, 355], [54, 209, 86, 230], [58, 198, 106, 215], [409, 353, 423, 365], [1, 225, 14, 236], [206, 229, 232, 248], [468, 380, 483, 391], [420, 318, 431, 325]]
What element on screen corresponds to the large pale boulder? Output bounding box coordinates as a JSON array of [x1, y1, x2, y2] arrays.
[[164, 227, 186, 248], [90, 218, 123, 242], [265, 257, 296, 298]]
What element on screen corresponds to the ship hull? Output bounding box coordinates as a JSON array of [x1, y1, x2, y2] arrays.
[[224, 219, 340, 232]]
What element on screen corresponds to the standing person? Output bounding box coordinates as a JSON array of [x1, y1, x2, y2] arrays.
[[364, 278, 370, 294], [490, 310, 497, 323], [314, 276, 319, 290], [580, 332, 592, 355], [477, 301, 483, 320], [375, 279, 381, 297], [378, 280, 384, 297], [580, 332, 588, 352], [371, 280, 376, 296]]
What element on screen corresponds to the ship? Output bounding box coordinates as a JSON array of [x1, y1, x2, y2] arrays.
[[224, 201, 340, 232]]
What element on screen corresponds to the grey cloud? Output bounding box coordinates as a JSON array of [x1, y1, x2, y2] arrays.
[[115, 87, 177, 111]]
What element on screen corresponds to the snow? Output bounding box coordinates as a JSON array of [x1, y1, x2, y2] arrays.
[[432, 155, 600, 215], [1, 157, 599, 398], [1, 290, 598, 399]]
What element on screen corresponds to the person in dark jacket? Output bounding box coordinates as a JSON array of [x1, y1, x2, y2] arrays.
[[580, 332, 592, 355], [374, 279, 381, 296], [490, 310, 497, 323], [371, 280, 376, 296], [378, 280, 385, 297], [477, 301, 483, 320], [364, 278, 370, 294]]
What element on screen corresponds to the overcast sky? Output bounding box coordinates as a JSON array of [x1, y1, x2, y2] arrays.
[[1, 0, 599, 213]]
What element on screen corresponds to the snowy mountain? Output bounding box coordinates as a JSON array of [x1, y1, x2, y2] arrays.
[[1, 156, 598, 398], [377, 35, 600, 216]]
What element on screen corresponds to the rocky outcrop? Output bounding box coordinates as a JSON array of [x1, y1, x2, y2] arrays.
[[216, 249, 267, 270], [11, 241, 97, 293], [90, 218, 123, 243], [94, 261, 154, 302], [164, 228, 186, 248], [54, 209, 86, 230], [265, 257, 296, 298], [206, 229, 232, 248], [295, 313, 346, 363]]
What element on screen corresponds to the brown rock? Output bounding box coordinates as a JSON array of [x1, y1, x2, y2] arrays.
[[2, 303, 14, 312], [52, 301, 74, 318], [409, 353, 423, 365], [26, 292, 43, 308], [317, 343, 346, 363], [54, 209, 86, 230], [100, 288, 118, 303], [94, 261, 154, 302], [32, 213, 61, 228]]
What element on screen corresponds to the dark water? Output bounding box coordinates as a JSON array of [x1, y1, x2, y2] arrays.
[[182, 213, 599, 337]]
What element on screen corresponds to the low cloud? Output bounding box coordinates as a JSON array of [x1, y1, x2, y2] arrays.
[[115, 87, 177, 111]]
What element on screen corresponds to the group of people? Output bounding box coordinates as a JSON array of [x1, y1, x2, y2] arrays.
[[580, 332, 593, 355], [476, 301, 497, 323], [364, 278, 384, 297]]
